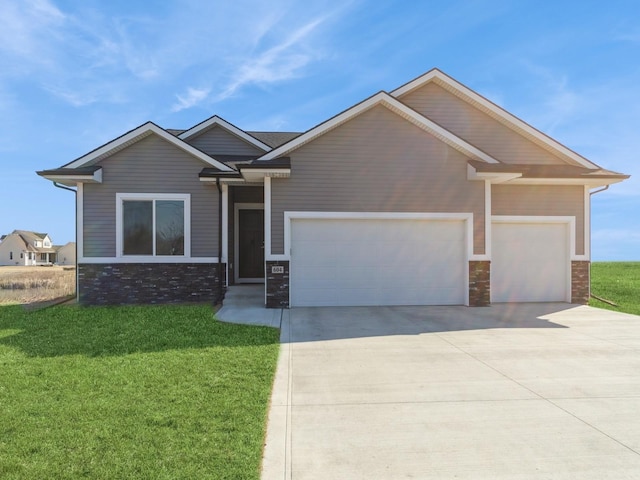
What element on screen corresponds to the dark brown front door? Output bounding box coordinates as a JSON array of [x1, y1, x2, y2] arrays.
[[238, 209, 264, 280]]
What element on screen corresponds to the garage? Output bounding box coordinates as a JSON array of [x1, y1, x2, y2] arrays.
[[289, 217, 467, 307], [491, 221, 570, 303]]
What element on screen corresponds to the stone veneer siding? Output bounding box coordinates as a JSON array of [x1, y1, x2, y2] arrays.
[[78, 263, 225, 305], [571, 260, 590, 304], [469, 260, 491, 306], [266, 260, 289, 308]]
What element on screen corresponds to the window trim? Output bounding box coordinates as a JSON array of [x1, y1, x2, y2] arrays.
[[116, 193, 191, 259]]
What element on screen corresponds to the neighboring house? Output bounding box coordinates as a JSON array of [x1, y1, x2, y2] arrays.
[[56, 242, 76, 265], [37, 68, 629, 307], [0, 230, 57, 266]]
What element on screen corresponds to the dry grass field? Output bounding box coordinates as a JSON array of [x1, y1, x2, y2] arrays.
[[0, 266, 76, 305]]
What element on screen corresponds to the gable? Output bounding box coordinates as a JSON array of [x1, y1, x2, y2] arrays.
[[186, 125, 265, 156], [260, 91, 497, 164], [270, 104, 486, 255], [63, 122, 232, 172], [95, 134, 215, 173], [400, 82, 578, 166]]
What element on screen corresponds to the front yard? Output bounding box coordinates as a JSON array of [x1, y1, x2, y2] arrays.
[[589, 262, 640, 316], [0, 304, 280, 479]]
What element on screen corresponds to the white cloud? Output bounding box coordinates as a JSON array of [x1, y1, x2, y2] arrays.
[[171, 87, 212, 112], [215, 17, 326, 102]]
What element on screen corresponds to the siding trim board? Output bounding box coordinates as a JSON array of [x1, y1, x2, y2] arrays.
[[77, 257, 220, 264]]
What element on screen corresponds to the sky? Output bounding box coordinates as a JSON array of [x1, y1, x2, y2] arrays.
[[1, 0, 638, 260]]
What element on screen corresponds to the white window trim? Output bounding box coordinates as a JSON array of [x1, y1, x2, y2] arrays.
[[115, 193, 191, 260]]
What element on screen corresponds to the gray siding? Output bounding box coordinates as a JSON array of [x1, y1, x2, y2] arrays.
[[492, 184, 585, 255], [186, 126, 265, 156], [83, 134, 219, 257], [400, 83, 578, 166], [271, 105, 486, 255]]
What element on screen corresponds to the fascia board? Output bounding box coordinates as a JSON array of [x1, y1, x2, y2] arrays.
[[392, 69, 599, 169], [65, 123, 234, 171], [178, 115, 271, 152], [508, 177, 628, 186], [259, 91, 500, 164], [38, 168, 102, 185]]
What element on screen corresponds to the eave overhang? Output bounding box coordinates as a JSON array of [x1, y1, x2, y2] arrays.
[[199, 157, 291, 184], [36, 166, 103, 186], [467, 160, 630, 186]]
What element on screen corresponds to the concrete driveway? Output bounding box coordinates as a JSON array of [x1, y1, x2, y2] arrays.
[[261, 303, 640, 479]]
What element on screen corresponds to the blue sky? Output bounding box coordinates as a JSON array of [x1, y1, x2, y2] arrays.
[[1, 0, 638, 260]]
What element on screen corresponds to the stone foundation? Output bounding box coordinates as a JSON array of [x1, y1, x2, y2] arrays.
[[78, 263, 225, 305], [469, 260, 491, 306], [571, 260, 590, 304], [266, 261, 289, 308]]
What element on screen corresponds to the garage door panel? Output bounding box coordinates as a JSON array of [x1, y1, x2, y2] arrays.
[[492, 222, 569, 303], [291, 218, 466, 307]]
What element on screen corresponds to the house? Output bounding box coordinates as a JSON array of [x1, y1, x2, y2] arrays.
[[37, 68, 629, 307], [56, 242, 76, 266], [0, 230, 57, 266]]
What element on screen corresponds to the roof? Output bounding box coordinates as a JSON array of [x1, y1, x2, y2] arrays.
[[37, 68, 628, 187], [2, 230, 56, 253], [177, 115, 272, 151], [247, 131, 301, 148], [167, 128, 300, 148]]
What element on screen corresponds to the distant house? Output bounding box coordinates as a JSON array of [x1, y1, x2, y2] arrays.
[[0, 230, 60, 266], [56, 242, 76, 266]]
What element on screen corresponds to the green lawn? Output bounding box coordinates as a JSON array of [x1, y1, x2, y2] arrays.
[[0, 304, 280, 479], [589, 262, 640, 316]]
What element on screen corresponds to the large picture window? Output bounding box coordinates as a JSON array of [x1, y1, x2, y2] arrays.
[[116, 194, 190, 257]]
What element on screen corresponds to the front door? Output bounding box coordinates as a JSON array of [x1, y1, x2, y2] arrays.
[[237, 208, 264, 282]]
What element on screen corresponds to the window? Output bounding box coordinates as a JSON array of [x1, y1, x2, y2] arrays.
[[20, 253, 23, 258], [116, 193, 190, 257], [9, 252, 12, 260]]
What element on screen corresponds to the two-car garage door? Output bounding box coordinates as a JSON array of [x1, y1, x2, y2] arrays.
[[290, 218, 466, 307]]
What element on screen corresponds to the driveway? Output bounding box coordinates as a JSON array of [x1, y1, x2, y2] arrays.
[[261, 304, 640, 479]]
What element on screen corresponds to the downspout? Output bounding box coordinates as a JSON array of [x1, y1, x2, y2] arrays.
[[216, 178, 224, 305], [53, 182, 78, 301], [589, 185, 609, 196]]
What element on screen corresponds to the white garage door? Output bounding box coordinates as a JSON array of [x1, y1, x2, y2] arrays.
[[492, 222, 569, 303], [290, 218, 466, 307]]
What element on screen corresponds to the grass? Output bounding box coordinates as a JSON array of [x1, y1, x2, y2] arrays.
[[0, 266, 75, 305], [0, 304, 280, 479], [589, 262, 640, 316]]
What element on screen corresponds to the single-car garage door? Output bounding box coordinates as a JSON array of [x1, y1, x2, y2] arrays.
[[491, 221, 569, 303], [290, 218, 466, 307]]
